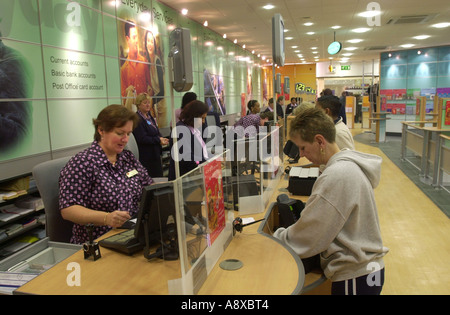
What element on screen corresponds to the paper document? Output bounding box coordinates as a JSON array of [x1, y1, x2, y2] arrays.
[[289, 167, 319, 178]]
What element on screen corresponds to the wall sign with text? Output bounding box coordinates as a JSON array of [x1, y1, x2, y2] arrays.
[[295, 82, 316, 95]]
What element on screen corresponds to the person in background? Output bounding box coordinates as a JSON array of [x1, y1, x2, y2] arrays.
[[172, 92, 197, 127], [286, 97, 298, 116], [273, 107, 388, 295], [339, 91, 348, 124], [264, 97, 284, 120], [59, 105, 152, 244], [246, 100, 261, 115], [233, 111, 273, 138], [316, 95, 355, 150], [168, 100, 210, 180], [133, 93, 169, 178]]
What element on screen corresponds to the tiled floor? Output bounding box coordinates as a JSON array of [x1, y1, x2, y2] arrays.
[[354, 131, 450, 218]]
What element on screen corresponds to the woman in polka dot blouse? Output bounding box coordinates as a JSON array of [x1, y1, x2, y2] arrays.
[[59, 105, 153, 244]]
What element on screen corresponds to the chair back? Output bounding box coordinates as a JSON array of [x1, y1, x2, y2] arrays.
[[32, 156, 73, 243], [125, 132, 139, 159]]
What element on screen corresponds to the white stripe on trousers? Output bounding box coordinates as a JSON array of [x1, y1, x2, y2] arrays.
[[344, 278, 357, 295]]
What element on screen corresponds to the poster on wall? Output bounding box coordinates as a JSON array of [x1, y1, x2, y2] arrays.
[[204, 69, 226, 115], [203, 159, 225, 246], [445, 101, 450, 126], [117, 1, 173, 128]]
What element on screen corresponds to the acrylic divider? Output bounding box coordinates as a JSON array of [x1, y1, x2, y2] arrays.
[[237, 126, 284, 215], [167, 151, 235, 294]]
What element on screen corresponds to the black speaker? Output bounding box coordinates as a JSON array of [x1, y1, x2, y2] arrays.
[[169, 28, 193, 92]]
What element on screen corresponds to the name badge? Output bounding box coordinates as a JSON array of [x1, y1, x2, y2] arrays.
[[127, 169, 138, 178]]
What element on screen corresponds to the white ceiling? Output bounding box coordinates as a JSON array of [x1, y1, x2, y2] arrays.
[[159, 0, 450, 65]]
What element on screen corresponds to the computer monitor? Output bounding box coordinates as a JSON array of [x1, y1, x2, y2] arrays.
[[135, 181, 179, 261]]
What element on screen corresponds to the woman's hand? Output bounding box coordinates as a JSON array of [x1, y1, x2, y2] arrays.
[[104, 210, 131, 228]]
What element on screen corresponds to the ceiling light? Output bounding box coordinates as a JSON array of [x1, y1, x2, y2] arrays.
[[352, 28, 370, 33], [181, 8, 188, 15], [223, 34, 227, 39], [285, 37, 293, 40], [342, 53, 353, 56], [263, 4, 275, 10], [344, 47, 358, 51], [432, 22, 450, 28], [358, 10, 381, 18], [291, 46, 298, 49], [331, 26, 341, 29], [413, 35, 430, 40], [400, 44, 415, 48], [242, 44, 246, 49], [234, 39, 237, 44], [306, 32, 315, 35], [203, 21, 208, 27], [294, 50, 300, 53], [311, 47, 318, 50], [304, 22, 314, 26], [348, 39, 363, 43], [312, 51, 318, 54]]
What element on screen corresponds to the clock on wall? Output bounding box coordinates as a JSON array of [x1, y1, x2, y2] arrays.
[[328, 41, 342, 55]]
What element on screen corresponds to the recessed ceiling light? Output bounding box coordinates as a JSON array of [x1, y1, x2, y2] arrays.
[[344, 47, 358, 51], [331, 25, 341, 29], [358, 10, 381, 18], [311, 47, 318, 50], [431, 22, 450, 28], [306, 32, 315, 35], [263, 4, 275, 10], [413, 35, 430, 40], [400, 44, 415, 48], [304, 22, 314, 26], [352, 28, 370, 33], [294, 50, 300, 53], [342, 53, 353, 56], [285, 37, 294, 40], [348, 39, 363, 43], [312, 51, 318, 54], [181, 8, 188, 15], [291, 46, 298, 49]]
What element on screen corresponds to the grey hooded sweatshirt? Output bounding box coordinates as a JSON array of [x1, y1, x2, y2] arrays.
[[274, 149, 389, 282]]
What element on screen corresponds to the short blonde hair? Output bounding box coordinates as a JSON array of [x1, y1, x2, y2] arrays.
[[135, 93, 149, 106], [289, 107, 336, 144]]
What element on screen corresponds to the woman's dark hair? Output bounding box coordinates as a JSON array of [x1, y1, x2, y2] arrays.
[[181, 92, 197, 109], [247, 100, 258, 112], [93, 105, 139, 141], [179, 100, 209, 127]]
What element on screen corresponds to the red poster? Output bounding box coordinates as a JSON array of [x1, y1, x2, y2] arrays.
[[203, 159, 225, 246], [445, 101, 450, 126]]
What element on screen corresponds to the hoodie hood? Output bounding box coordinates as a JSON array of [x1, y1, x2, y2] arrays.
[[327, 149, 382, 188]]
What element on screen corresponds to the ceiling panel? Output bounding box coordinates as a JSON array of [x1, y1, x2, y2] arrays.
[[160, 0, 450, 64]]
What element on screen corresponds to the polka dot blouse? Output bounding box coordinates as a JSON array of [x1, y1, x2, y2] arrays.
[[58, 141, 152, 244]]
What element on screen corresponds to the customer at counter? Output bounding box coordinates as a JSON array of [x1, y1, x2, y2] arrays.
[[273, 107, 388, 295]]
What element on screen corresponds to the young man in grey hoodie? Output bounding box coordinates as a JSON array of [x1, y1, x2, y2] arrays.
[[274, 108, 388, 295]]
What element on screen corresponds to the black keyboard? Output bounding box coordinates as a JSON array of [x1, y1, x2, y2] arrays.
[[99, 229, 143, 255]]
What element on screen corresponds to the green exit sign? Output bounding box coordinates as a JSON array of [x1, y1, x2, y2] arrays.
[[341, 65, 351, 70]]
